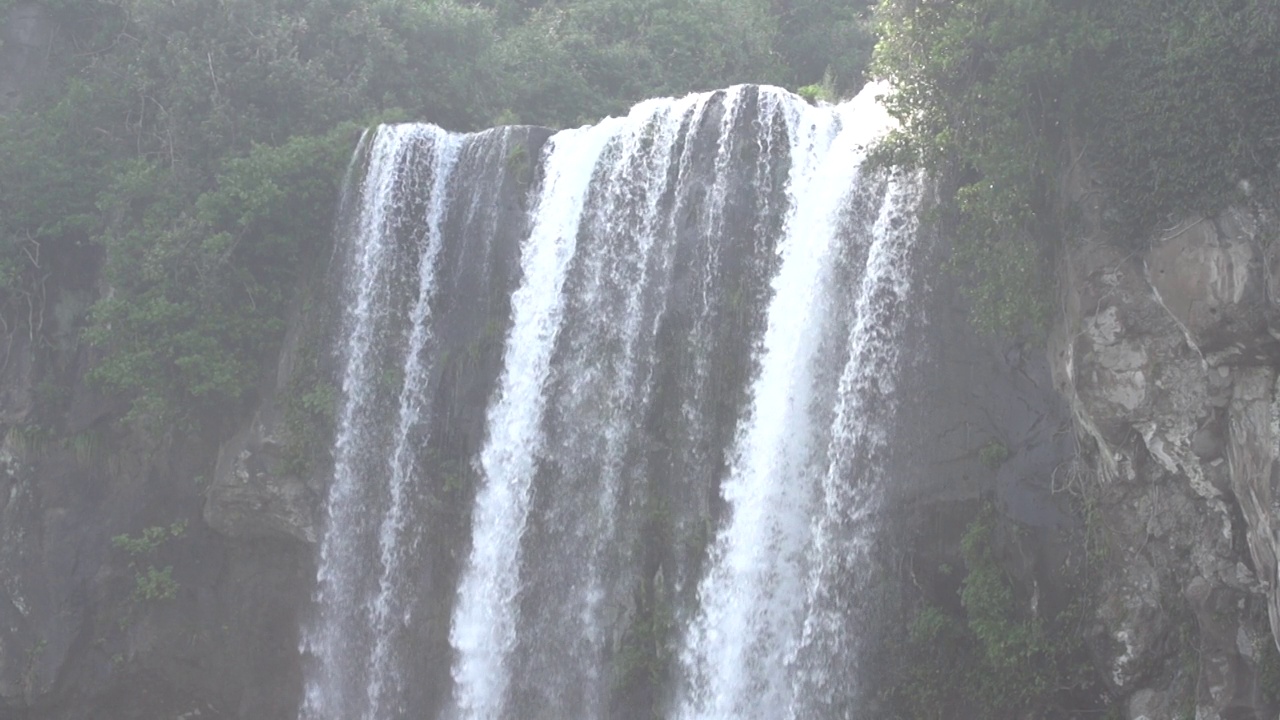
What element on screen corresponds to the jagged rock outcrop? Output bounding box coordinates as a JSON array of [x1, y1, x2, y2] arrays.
[[204, 290, 328, 545], [1051, 182, 1280, 718]]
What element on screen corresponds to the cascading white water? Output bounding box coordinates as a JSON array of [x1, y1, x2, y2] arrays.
[[673, 84, 917, 720], [448, 119, 621, 720], [302, 124, 462, 720], [786, 174, 922, 718], [310, 81, 922, 720], [497, 93, 715, 718], [301, 123, 525, 720], [673, 95, 843, 719], [362, 128, 461, 718], [448, 87, 802, 720]]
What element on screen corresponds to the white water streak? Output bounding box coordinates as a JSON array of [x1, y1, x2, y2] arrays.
[[675, 84, 896, 720], [672, 86, 745, 449], [564, 97, 704, 701], [449, 119, 623, 720], [302, 124, 455, 720], [788, 173, 922, 716], [364, 128, 464, 718]]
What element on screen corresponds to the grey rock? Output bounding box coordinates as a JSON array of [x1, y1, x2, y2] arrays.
[[1128, 687, 1187, 720], [1146, 210, 1276, 359], [1227, 368, 1280, 637], [1051, 197, 1280, 718], [204, 428, 318, 544], [205, 224, 329, 545]]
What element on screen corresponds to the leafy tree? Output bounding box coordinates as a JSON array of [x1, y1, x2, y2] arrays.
[[0, 0, 883, 432], [1089, 0, 1280, 234], [871, 0, 1280, 334], [872, 0, 1105, 334], [888, 509, 1097, 718], [84, 126, 360, 424], [3, 0, 504, 427], [490, 0, 786, 126], [772, 0, 877, 95]]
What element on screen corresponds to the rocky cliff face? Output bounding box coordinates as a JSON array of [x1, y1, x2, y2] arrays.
[[1050, 166, 1280, 718], [0, 253, 313, 718], [0, 123, 551, 718]]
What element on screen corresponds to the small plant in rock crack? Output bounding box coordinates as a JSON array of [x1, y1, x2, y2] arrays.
[[980, 440, 1010, 469], [112, 522, 186, 603]]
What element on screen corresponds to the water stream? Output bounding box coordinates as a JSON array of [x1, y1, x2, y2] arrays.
[[302, 82, 922, 720]]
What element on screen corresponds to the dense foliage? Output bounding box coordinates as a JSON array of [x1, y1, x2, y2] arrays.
[[888, 509, 1099, 718], [0, 0, 875, 428], [873, 0, 1280, 334], [12, 0, 1274, 420]]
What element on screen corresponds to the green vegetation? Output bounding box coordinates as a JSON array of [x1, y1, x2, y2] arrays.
[[111, 521, 187, 603], [129, 565, 180, 603], [797, 70, 837, 105], [0, 0, 877, 433], [505, 141, 532, 185], [4, 422, 53, 460], [82, 125, 362, 428], [979, 439, 1009, 469], [281, 311, 339, 478], [870, 0, 1100, 333], [958, 511, 1065, 710], [612, 591, 674, 703], [890, 508, 1097, 717], [1258, 633, 1280, 707], [610, 495, 681, 717], [871, 0, 1280, 334], [3, 420, 103, 465], [7, 0, 1272, 435], [33, 0, 1232, 437]]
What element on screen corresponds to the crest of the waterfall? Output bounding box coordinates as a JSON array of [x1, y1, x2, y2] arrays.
[[672, 82, 917, 720]]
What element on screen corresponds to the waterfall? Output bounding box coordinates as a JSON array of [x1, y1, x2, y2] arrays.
[[671, 84, 917, 720], [448, 117, 621, 720], [301, 124, 458, 720], [305, 82, 922, 720], [784, 176, 921, 719], [300, 123, 530, 720]]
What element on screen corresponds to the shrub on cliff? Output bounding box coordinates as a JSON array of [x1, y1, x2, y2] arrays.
[[872, 0, 1280, 334]]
